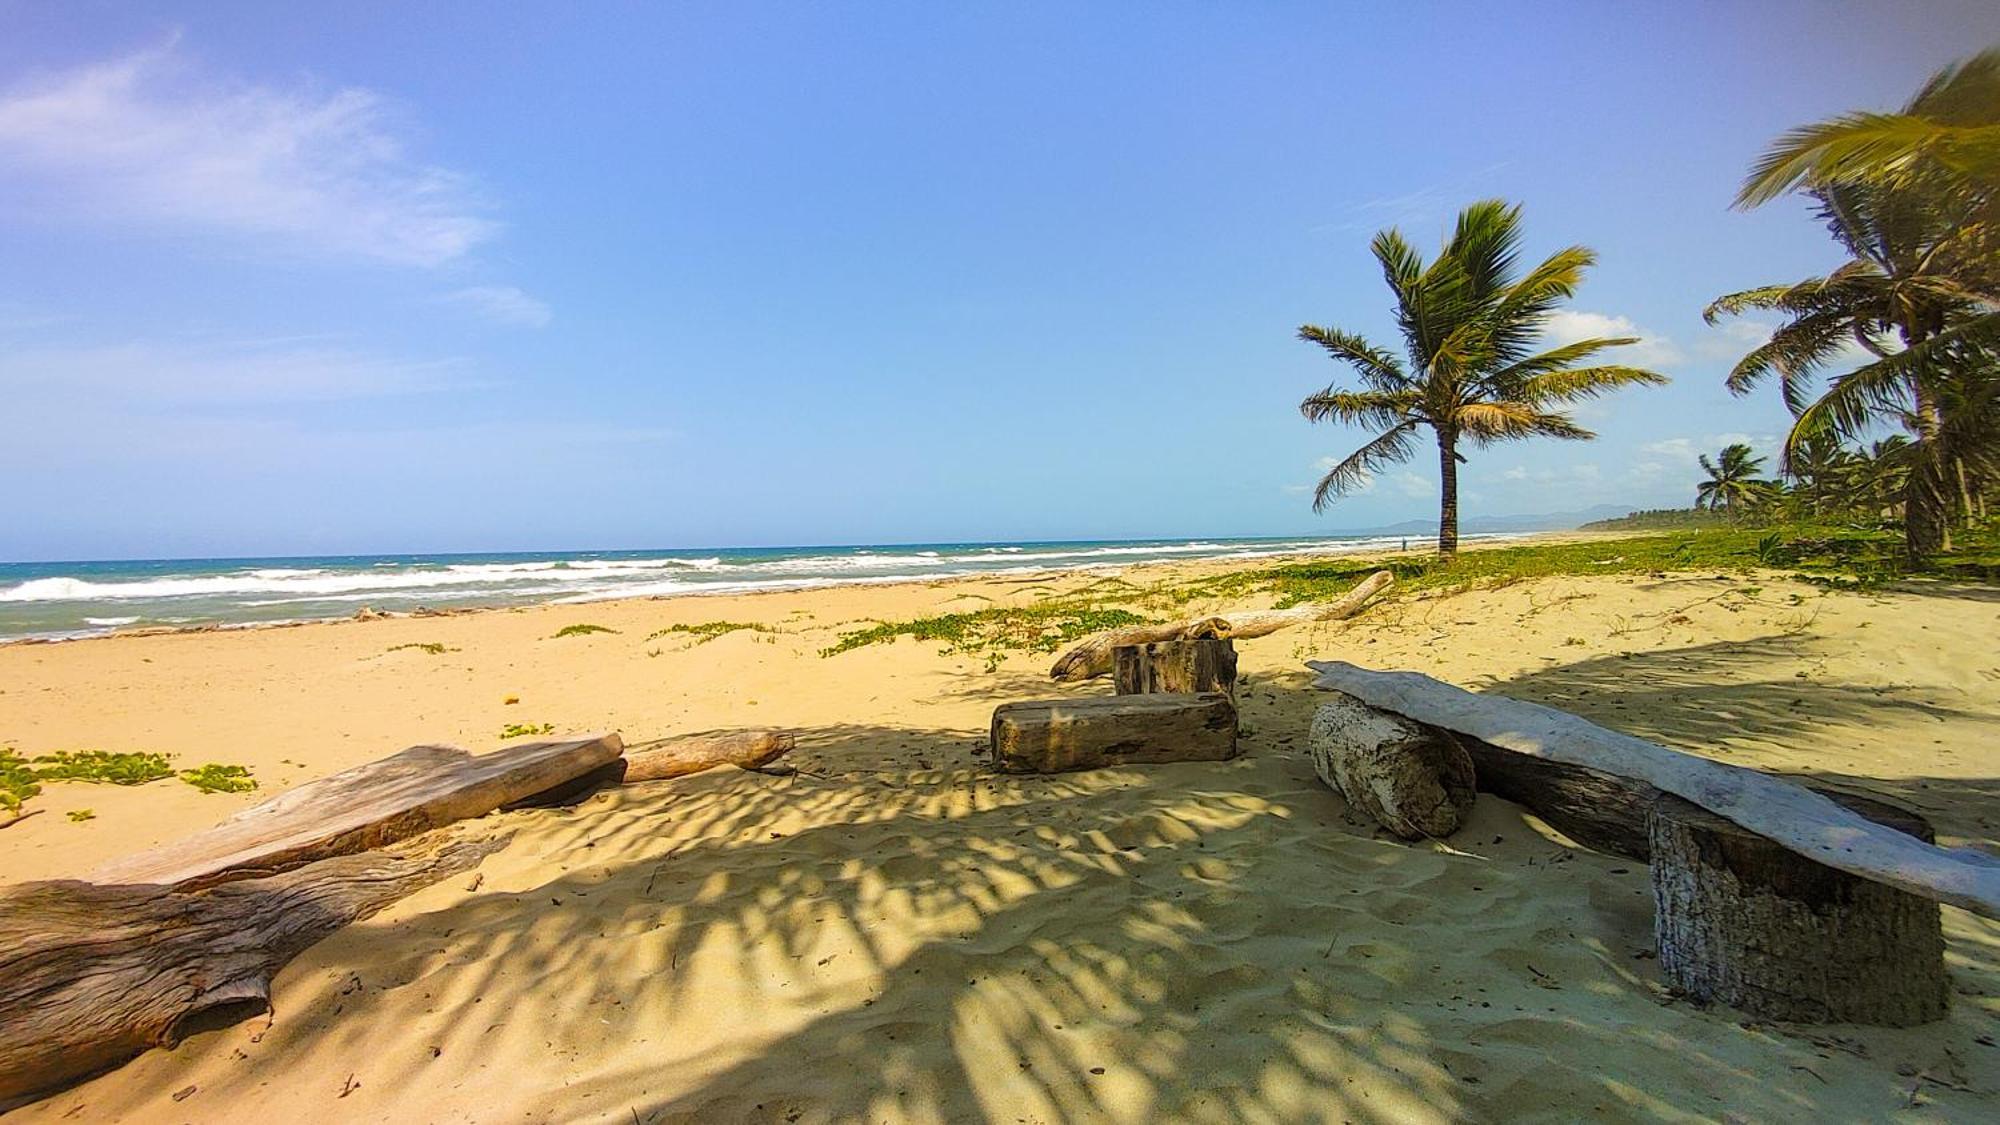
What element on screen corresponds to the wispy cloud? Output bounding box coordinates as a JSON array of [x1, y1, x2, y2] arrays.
[[0, 337, 474, 402], [1542, 309, 1683, 368], [0, 43, 495, 267], [443, 285, 552, 328]]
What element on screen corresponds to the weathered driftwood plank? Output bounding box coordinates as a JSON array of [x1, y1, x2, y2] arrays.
[[0, 833, 504, 1110], [92, 735, 623, 889], [622, 729, 795, 783], [1308, 696, 1475, 839], [991, 693, 1237, 774], [1050, 570, 1393, 682], [1651, 792, 1947, 1026], [1308, 661, 2000, 919], [1113, 639, 1237, 697]]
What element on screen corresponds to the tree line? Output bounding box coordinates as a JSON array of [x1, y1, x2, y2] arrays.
[[1300, 48, 1998, 564]]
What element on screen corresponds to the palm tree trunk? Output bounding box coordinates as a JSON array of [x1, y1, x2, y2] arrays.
[[1905, 381, 1950, 561], [1437, 429, 1460, 559]]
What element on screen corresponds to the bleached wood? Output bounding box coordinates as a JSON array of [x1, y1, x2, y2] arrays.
[[92, 735, 623, 889], [622, 729, 795, 783], [0, 833, 503, 1110], [1050, 570, 1392, 682], [991, 693, 1237, 773], [1308, 660, 2000, 919]]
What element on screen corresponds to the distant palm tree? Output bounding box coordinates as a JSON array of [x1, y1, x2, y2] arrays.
[[1696, 443, 1774, 513], [1298, 200, 1668, 557]]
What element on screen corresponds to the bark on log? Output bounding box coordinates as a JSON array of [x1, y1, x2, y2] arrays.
[[991, 693, 1237, 774], [1113, 639, 1237, 697], [1308, 661, 2000, 919], [0, 833, 505, 1110], [1651, 792, 1948, 1025], [92, 735, 623, 890], [1050, 570, 1393, 682], [1308, 696, 1475, 839], [1458, 737, 1659, 861], [622, 729, 796, 783]]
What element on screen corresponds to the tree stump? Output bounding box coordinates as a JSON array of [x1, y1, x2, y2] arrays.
[[1308, 695, 1476, 839], [1113, 639, 1237, 697], [1650, 790, 1948, 1026], [990, 693, 1237, 774]]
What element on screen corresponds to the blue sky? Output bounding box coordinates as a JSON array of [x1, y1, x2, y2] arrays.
[[3, 2, 1998, 560]]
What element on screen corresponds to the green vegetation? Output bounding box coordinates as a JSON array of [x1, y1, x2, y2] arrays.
[[552, 623, 618, 638], [1, 747, 258, 815], [31, 749, 175, 786], [180, 764, 258, 794], [1580, 509, 1734, 532], [1696, 444, 1777, 512], [500, 722, 557, 739], [821, 604, 1152, 668], [68, 809, 95, 823], [646, 620, 771, 644], [1294, 199, 1667, 557], [1, 749, 38, 816], [387, 642, 451, 655], [1710, 49, 1998, 563]]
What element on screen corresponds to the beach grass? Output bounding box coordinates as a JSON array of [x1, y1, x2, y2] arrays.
[[821, 604, 1151, 667], [645, 621, 772, 644]]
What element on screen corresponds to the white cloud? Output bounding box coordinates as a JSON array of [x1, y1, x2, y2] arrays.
[[0, 44, 495, 266], [0, 337, 473, 402], [444, 286, 552, 328], [1542, 310, 1683, 367]]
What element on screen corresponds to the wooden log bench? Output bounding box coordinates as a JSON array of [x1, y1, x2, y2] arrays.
[[1307, 660, 2000, 1027], [1113, 638, 1237, 697], [990, 693, 1237, 774]]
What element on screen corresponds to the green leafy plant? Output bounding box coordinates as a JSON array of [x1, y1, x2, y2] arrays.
[[1, 749, 39, 817], [30, 750, 175, 786], [644, 621, 772, 644], [387, 642, 451, 655], [180, 764, 257, 794], [68, 808, 95, 822], [500, 722, 557, 739], [551, 623, 618, 638]]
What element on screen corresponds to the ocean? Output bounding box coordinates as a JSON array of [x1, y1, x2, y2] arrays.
[[0, 534, 1462, 641]]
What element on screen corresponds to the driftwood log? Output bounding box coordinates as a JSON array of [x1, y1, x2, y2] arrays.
[[1308, 661, 2000, 920], [991, 693, 1237, 774], [1113, 639, 1237, 696], [1308, 696, 1475, 839], [92, 735, 623, 890], [1050, 570, 1393, 682], [0, 833, 505, 1109], [622, 729, 796, 783], [1652, 793, 1948, 1026]]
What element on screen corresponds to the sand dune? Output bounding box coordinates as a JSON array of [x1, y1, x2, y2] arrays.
[[1, 560, 1996, 1121]]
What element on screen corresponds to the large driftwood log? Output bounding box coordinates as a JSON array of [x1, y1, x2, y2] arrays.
[[0, 833, 504, 1109], [1050, 570, 1393, 682], [1308, 696, 1475, 839], [1651, 792, 1948, 1026], [1308, 661, 2000, 919], [622, 729, 796, 783], [991, 693, 1237, 774], [92, 735, 623, 890], [1113, 639, 1237, 696]]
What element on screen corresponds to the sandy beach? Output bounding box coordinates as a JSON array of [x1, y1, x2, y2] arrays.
[[1, 552, 1995, 1122]]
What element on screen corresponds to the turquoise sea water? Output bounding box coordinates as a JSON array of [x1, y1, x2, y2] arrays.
[[0, 534, 1468, 641]]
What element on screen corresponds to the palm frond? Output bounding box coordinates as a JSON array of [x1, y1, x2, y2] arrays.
[[1295, 325, 1408, 390], [1299, 387, 1420, 429], [1312, 421, 1423, 512], [1515, 363, 1669, 404]]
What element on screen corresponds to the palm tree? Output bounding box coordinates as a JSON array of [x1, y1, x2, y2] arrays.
[[1696, 443, 1775, 513], [1298, 200, 1668, 557], [1712, 50, 2000, 561]]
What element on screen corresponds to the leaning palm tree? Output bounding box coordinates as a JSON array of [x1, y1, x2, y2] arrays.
[[1299, 200, 1667, 557], [1713, 49, 2000, 561], [1696, 443, 1775, 513]]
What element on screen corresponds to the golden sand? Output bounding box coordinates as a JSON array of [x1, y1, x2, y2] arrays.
[[2, 558, 1996, 1122]]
